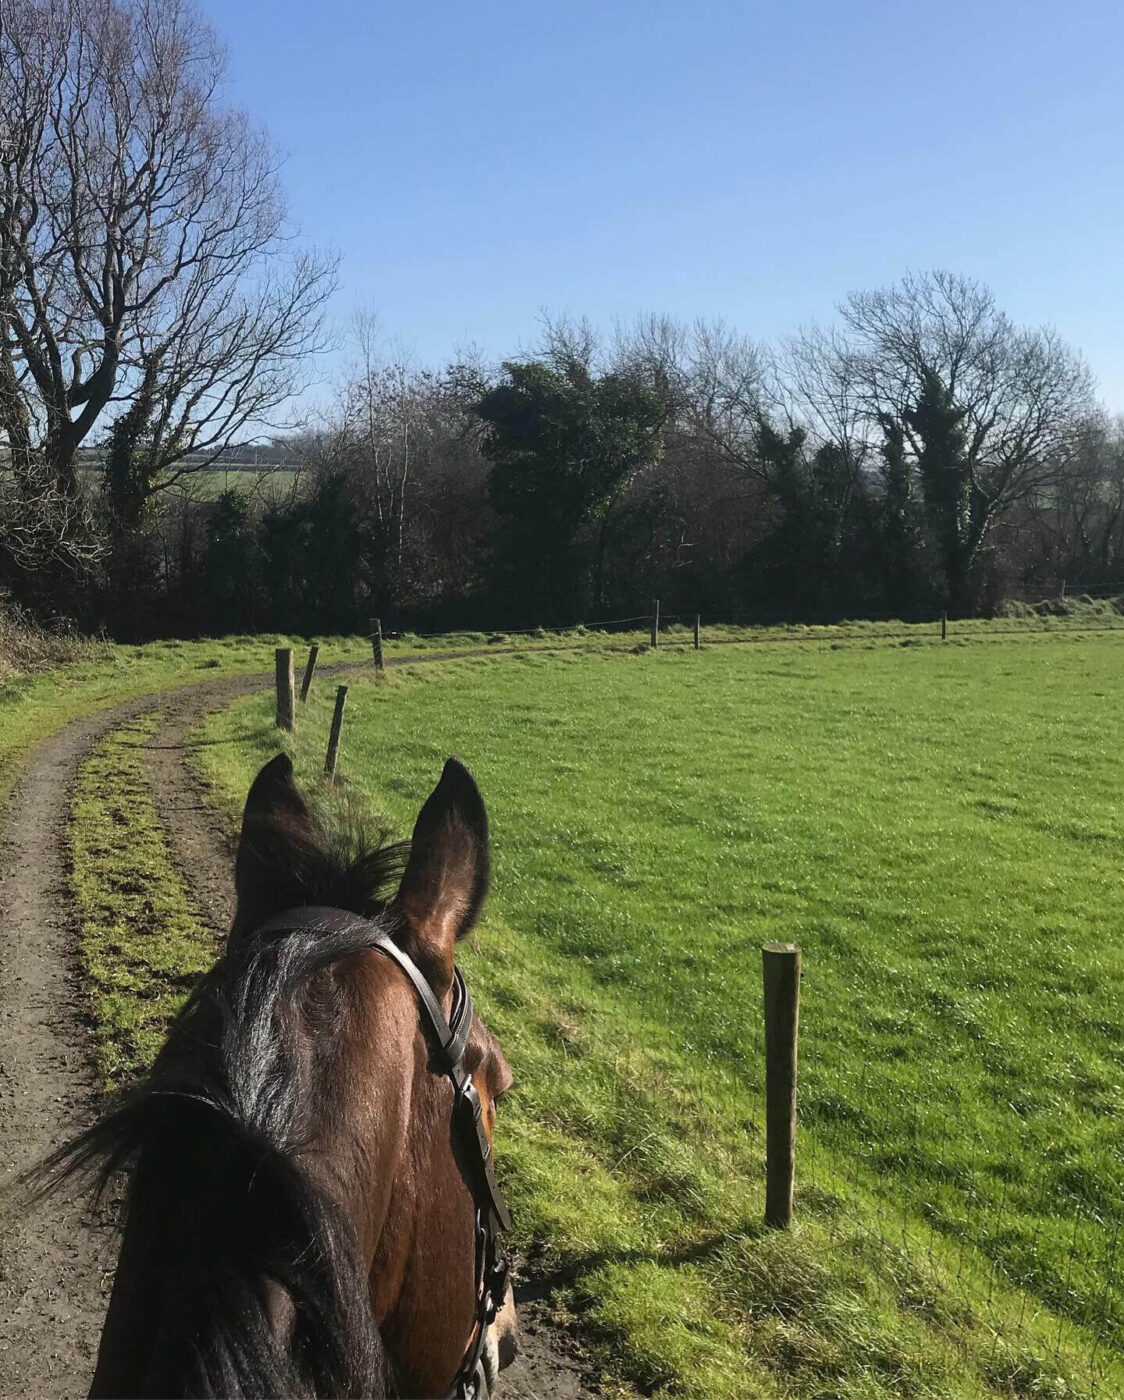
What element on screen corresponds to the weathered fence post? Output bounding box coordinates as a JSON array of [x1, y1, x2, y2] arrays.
[[275, 648, 295, 731], [694, 613, 701, 650], [299, 643, 319, 702], [324, 685, 348, 779], [763, 941, 801, 1229], [651, 599, 660, 649], [371, 617, 386, 673], [941, 611, 947, 641], [1061, 578, 1067, 599]]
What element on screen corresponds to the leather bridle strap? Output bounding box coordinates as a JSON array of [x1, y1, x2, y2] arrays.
[[255, 905, 471, 1061], [253, 905, 512, 1398]]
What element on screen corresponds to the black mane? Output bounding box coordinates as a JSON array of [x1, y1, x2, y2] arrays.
[[32, 797, 410, 1399]]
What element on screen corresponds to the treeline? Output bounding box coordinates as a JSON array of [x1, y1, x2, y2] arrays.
[[2, 3, 1120, 640], [13, 271, 1120, 641]]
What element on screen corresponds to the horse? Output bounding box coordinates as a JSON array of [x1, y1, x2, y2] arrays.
[[36, 752, 519, 1398]]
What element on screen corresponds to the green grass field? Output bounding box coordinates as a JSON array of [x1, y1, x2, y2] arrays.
[[191, 628, 1124, 1399], [158, 466, 304, 501], [7, 596, 1119, 829]]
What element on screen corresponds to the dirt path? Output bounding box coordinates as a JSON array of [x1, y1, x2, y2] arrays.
[[0, 664, 595, 1398], [0, 702, 149, 1397], [142, 673, 256, 938]]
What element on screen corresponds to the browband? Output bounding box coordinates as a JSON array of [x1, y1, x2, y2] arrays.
[[254, 904, 473, 1070]]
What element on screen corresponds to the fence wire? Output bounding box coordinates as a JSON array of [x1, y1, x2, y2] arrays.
[[382, 598, 1124, 652]]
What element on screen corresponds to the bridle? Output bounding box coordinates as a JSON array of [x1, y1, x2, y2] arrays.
[[369, 927, 513, 1400], [256, 906, 513, 1400]]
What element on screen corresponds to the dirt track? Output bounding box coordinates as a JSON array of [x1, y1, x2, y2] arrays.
[[0, 664, 593, 1398], [0, 704, 144, 1396]]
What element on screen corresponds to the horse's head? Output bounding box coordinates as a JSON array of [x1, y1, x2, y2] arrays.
[[233, 753, 519, 1396], [72, 753, 517, 1399]]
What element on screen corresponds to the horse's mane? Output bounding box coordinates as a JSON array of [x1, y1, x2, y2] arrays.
[[31, 801, 410, 1399]]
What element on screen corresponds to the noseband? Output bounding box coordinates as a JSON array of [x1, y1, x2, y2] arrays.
[[255, 906, 512, 1400]]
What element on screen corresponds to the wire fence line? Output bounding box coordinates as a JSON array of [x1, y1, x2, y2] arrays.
[[1006, 581, 1124, 604], [1065, 581, 1124, 595], [379, 605, 1124, 653], [385, 614, 653, 641], [382, 609, 654, 642]]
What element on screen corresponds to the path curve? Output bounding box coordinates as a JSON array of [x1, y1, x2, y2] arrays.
[[0, 660, 592, 1398]]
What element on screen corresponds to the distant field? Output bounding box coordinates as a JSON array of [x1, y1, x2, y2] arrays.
[[157, 466, 305, 501], [194, 627, 1124, 1399], [65, 462, 304, 502]]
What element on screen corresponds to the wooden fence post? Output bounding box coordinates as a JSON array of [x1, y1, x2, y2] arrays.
[[763, 942, 801, 1229], [694, 613, 701, 650], [1061, 579, 1067, 599], [651, 599, 659, 649], [299, 643, 319, 702], [941, 611, 947, 641], [371, 617, 386, 673], [275, 647, 294, 731], [324, 685, 348, 779]]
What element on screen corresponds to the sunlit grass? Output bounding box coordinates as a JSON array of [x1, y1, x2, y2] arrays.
[[193, 629, 1124, 1397], [69, 715, 219, 1085], [0, 631, 378, 818]]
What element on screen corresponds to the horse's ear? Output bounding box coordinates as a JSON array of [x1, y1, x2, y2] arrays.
[[234, 755, 316, 929], [393, 758, 489, 996]]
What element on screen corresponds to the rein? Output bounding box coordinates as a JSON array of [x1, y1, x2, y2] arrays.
[[255, 906, 512, 1400]]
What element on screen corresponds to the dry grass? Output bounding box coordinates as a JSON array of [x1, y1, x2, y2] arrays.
[[0, 600, 103, 677], [996, 592, 1124, 620]]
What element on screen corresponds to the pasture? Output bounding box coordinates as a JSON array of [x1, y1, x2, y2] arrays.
[[159, 465, 304, 501], [190, 629, 1124, 1399]]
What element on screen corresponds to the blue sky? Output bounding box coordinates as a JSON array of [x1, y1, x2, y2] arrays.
[[204, 0, 1124, 410]]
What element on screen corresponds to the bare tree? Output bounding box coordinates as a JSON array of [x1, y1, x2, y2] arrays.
[[0, 0, 336, 568], [1020, 414, 1124, 589], [613, 313, 774, 475], [298, 332, 495, 613], [683, 320, 771, 479], [344, 311, 417, 584], [784, 271, 1095, 605]]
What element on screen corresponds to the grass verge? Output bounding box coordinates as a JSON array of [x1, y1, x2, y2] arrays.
[[69, 713, 218, 1086]]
